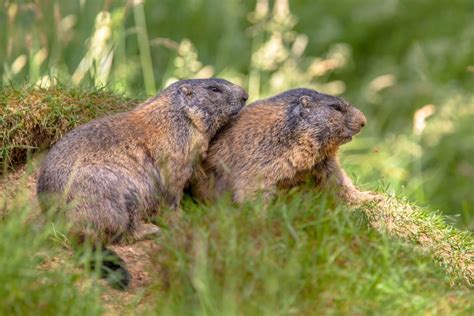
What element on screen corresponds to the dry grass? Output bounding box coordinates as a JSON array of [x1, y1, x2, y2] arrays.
[[362, 197, 474, 286], [0, 85, 139, 173]]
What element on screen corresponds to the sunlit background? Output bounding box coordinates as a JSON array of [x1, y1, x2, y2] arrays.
[[1, 0, 473, 228]]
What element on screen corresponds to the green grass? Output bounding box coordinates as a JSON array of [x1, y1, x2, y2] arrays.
[[144, 194, 472, 315], [1, 182, 472, 315], [0, 184, 103, 315]]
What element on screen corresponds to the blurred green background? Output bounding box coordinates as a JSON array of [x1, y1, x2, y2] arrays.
[[1, 0, 473, 228]]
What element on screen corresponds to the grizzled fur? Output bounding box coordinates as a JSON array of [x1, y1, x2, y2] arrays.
[[191, 88, 377, 204], [37, 78, 248, 244]]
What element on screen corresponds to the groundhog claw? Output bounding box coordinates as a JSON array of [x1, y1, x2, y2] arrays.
[[131, 223, 161, 242]]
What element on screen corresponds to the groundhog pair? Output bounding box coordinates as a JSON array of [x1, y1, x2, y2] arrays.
[[37, 78, 375, 288]]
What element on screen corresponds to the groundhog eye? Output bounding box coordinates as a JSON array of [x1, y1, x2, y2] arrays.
[[330, 104, 343, 112], [207, 86, 222, 93]]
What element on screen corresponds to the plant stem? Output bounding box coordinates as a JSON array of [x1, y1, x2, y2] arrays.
[[133, 1, 156, 95]]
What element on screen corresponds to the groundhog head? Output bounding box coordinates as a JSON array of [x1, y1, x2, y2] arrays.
[[279, 88, 367, 147], [166, 78, 248, 137]]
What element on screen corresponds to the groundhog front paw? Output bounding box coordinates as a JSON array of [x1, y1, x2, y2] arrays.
[[342, 190, 383, 205], [131, 223, 161, 242]]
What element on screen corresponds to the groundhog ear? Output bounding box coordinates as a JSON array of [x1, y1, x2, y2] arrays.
[[179, 84, 193, 97], [299, 95, 312, 108]]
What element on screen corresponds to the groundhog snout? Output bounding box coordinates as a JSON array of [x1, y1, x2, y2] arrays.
[[241, 91, 249, 103], [233, 86, 248, 103], [232, 88, 248, 108], [348, 109, 367, 134]]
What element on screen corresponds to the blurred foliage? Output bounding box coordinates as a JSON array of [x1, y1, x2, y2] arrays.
[[0, 191, 103, 315], [0, 0, 473, 228]]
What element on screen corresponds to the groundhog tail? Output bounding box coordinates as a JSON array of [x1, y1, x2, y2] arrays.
[[93, 246, 131, 290]]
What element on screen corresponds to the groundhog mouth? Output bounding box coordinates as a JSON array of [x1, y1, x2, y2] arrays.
[[341, 128, 361, 144], [230, 105, 244, 117], [341, 136, 353, 144], [230, 109, 242, 117]]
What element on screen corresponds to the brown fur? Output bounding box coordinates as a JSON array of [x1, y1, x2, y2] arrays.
[[37, 78, 248, 244], [191, 88, 378, 204]]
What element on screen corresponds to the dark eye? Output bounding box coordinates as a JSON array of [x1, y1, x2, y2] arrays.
[[207, 86, 222, 93], [330, 104, 343, 112]]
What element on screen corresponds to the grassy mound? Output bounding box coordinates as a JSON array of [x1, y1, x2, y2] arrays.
[[0, 86, 138, 173], [137, 194, 473, 314], [1, 184, 472, 315]]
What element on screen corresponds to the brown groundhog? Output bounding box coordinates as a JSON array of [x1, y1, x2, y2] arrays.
[[37, 78, 247, 287], [191, 88, 378, 204]]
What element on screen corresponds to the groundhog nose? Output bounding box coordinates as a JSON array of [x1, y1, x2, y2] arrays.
[[360, 114, 367, 128], [241, 92, 249, 103]]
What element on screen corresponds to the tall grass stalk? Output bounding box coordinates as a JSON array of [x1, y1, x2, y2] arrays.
[[133, 0, 156, 95]]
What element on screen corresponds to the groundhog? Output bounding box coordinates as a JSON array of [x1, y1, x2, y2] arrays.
[[191, 88, 378, 204], [37, 78, 248, 287]]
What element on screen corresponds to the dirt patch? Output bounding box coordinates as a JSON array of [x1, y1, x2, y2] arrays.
[[0, 163, 37, 197], [101, 240, 160, 314], [110, 240, 160, 290]]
